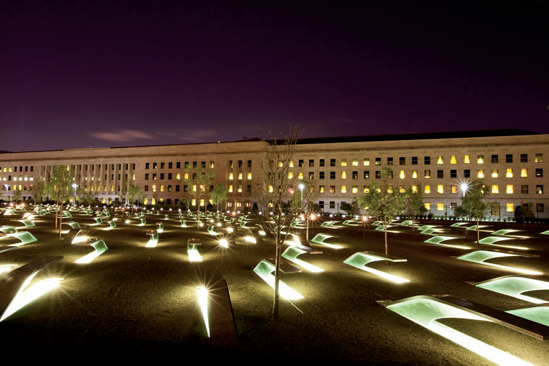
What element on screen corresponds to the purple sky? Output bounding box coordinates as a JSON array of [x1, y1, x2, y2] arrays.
[[2, 1, 548, 152]]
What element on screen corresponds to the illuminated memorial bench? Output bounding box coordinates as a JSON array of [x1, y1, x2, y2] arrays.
[[156, 222, 164, 233], [0, 256, 63, 321], [320, 221, 336, 228], [107, 220, 117, 228], [282, 245, 323, 273], [1, 231, 38, 246], [424, 236, 470, 249], [187, 238, 202, 261], [381, 294, 549, 366], [344, 251, 409, 283], [196, 266, 240, 348], [309, 233, 342, 249], [145, 230, 159, 248], [457, 250, 542, 275], [471, 275, 549, 304], [15, 219, 35, 228], [207, 225, 218, 235], [253, 259, 303, 300], [75, 239, 108, 263], [64, 221, 81, 229]]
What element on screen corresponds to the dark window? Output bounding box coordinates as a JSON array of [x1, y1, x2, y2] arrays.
[[491, 155, 498, 164], [412, 157, 418, 165], [450, 170, 457, 178], [506, 154, 513, 163], [364, 171, 370, 179], [536, 168, 543, 177], [424, 156, 430, 165], [399, 157, 405, 165], [520, 154, 528, 163], [464, 169, 470, 178], [437, 170, 444, 179]]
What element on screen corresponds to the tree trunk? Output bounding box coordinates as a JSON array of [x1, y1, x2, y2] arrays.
[[385, 224, 389, 256], [272, 230, 281, 320]]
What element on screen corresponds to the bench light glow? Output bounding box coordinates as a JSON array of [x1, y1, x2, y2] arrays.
[[197, 286, 210, 337], [386, 296, 534, 366], [1, 276, 63, 322]]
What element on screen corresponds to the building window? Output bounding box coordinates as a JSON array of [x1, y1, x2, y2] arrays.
[[424, 156, 430, 165], [363, 171, 370, 179], [363, 158, 369, 166], [320, 159, 325, 167], [298, 159, 304, 167], [535, 153, 543, 163], [399, 170, 405, 179], [341, 171, 347, 179], [319, 172, 325, 179], [477, 169, 484, 179], [330, 201, 335, 209], [329, 185, 335, 194], [330, 171, 336, 179], [537, 185, 544, 194], [506, 185, 513, 194], [375, 157, 381, 166], [450, 170, 457, 178], [387, 157, 393, 166], [437, 170, 444, 179], [352, 171, 358, 179], [341, 185, 347, 193], [399, 157, 405, 165], [506, 154, 513, 163], [309, 159, 314, 167], [375, 171, 382, 179], [477, 155, 484, 164], [491, 185, 499, 194], [437, 185, 444, 194], [537, 204, 544, 213], [411, 157, 418, 165], [521, 169, 528, 178], [536, 168, 543, 177], [464, 155, 470, 164], [507, 203, 514, 212], [437, 156, 444, 164], [521, 185, 528, 194], [341, 159, 347, 167], [437, 203, 444, 211], [319, 185, 325, 193], [491, 155, 498, 164], [412, 170, 418, 179], [492, 169, 498, 178], [330, 159, 336, 167], [506, 169, 513, 178], [450, 156, 457, 164], [424, 170, 431, 179], [424, 185, 431, 194], [520, 154, 528, 163]]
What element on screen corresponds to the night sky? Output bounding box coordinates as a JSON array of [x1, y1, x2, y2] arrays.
[[2, 1, 548, 152]]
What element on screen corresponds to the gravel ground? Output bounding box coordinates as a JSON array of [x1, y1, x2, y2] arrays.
[[1, 208, 549, 365]]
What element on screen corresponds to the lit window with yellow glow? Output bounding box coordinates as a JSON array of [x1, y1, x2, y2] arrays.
[[184, 173, 189, 179], [341, 171, 347, 179], [477, 155, 484, 164], [492, 185, 499, 194], [352, 159, 358, 166], [193, 185, 197, 192], [247, 172, 252, 180], [268, 185, 273, 193], [288, 172, 293, 179], [399, 170, 405, 179], [506, 169, 513, 178], [160, 185, 164, 192], [298, 172, 303, 180], [491, 169, 498, 178], [200, 199, 205, 206], [364, 186, 369, 193], [437, 156, 444, 164], [319, 185, 325, 193], [152, 184, 157, 192], [507, 203, 514, 212], [437, 202, 444, 211], [341, 159, 347, 167], [477, 169, 484, 178], [450, 156, 457, 164], [237, 185, 242, 193], [238, 173, 243, 180], [192, 199, 196, 206], [521, 169, 528, 178], [341, 185, 347, 193], [506, 185, 513, 194], [425, 185, 431, 194], [363, 158, 370, 166], [411, 185, 418, 193], [437, 185, 444, 194], [229, 185, 233, 193], [451, 185, 457, 194], [535, 153, 543, 163], [278, 161, 283, 167], [412, 170, 418, 179], [424, 202, 431, 210], [352, 185, 358, 194], [464, 155, 470, 164], [289, 161, 294, 168]]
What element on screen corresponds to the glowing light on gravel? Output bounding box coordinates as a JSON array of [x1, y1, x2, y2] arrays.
[[1, 277, 63, 322], [197, 286, 210, 337]]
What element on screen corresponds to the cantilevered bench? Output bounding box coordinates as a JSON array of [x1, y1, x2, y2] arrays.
[[0, 256, 63, 321], [432, 294, 549, 341]]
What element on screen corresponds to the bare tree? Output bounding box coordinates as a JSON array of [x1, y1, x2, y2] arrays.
[[253, 124, 304, 320], [183, 165, 215, 228]]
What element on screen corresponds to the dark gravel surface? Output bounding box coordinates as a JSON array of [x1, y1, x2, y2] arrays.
[[1, 208, 549, 365]]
